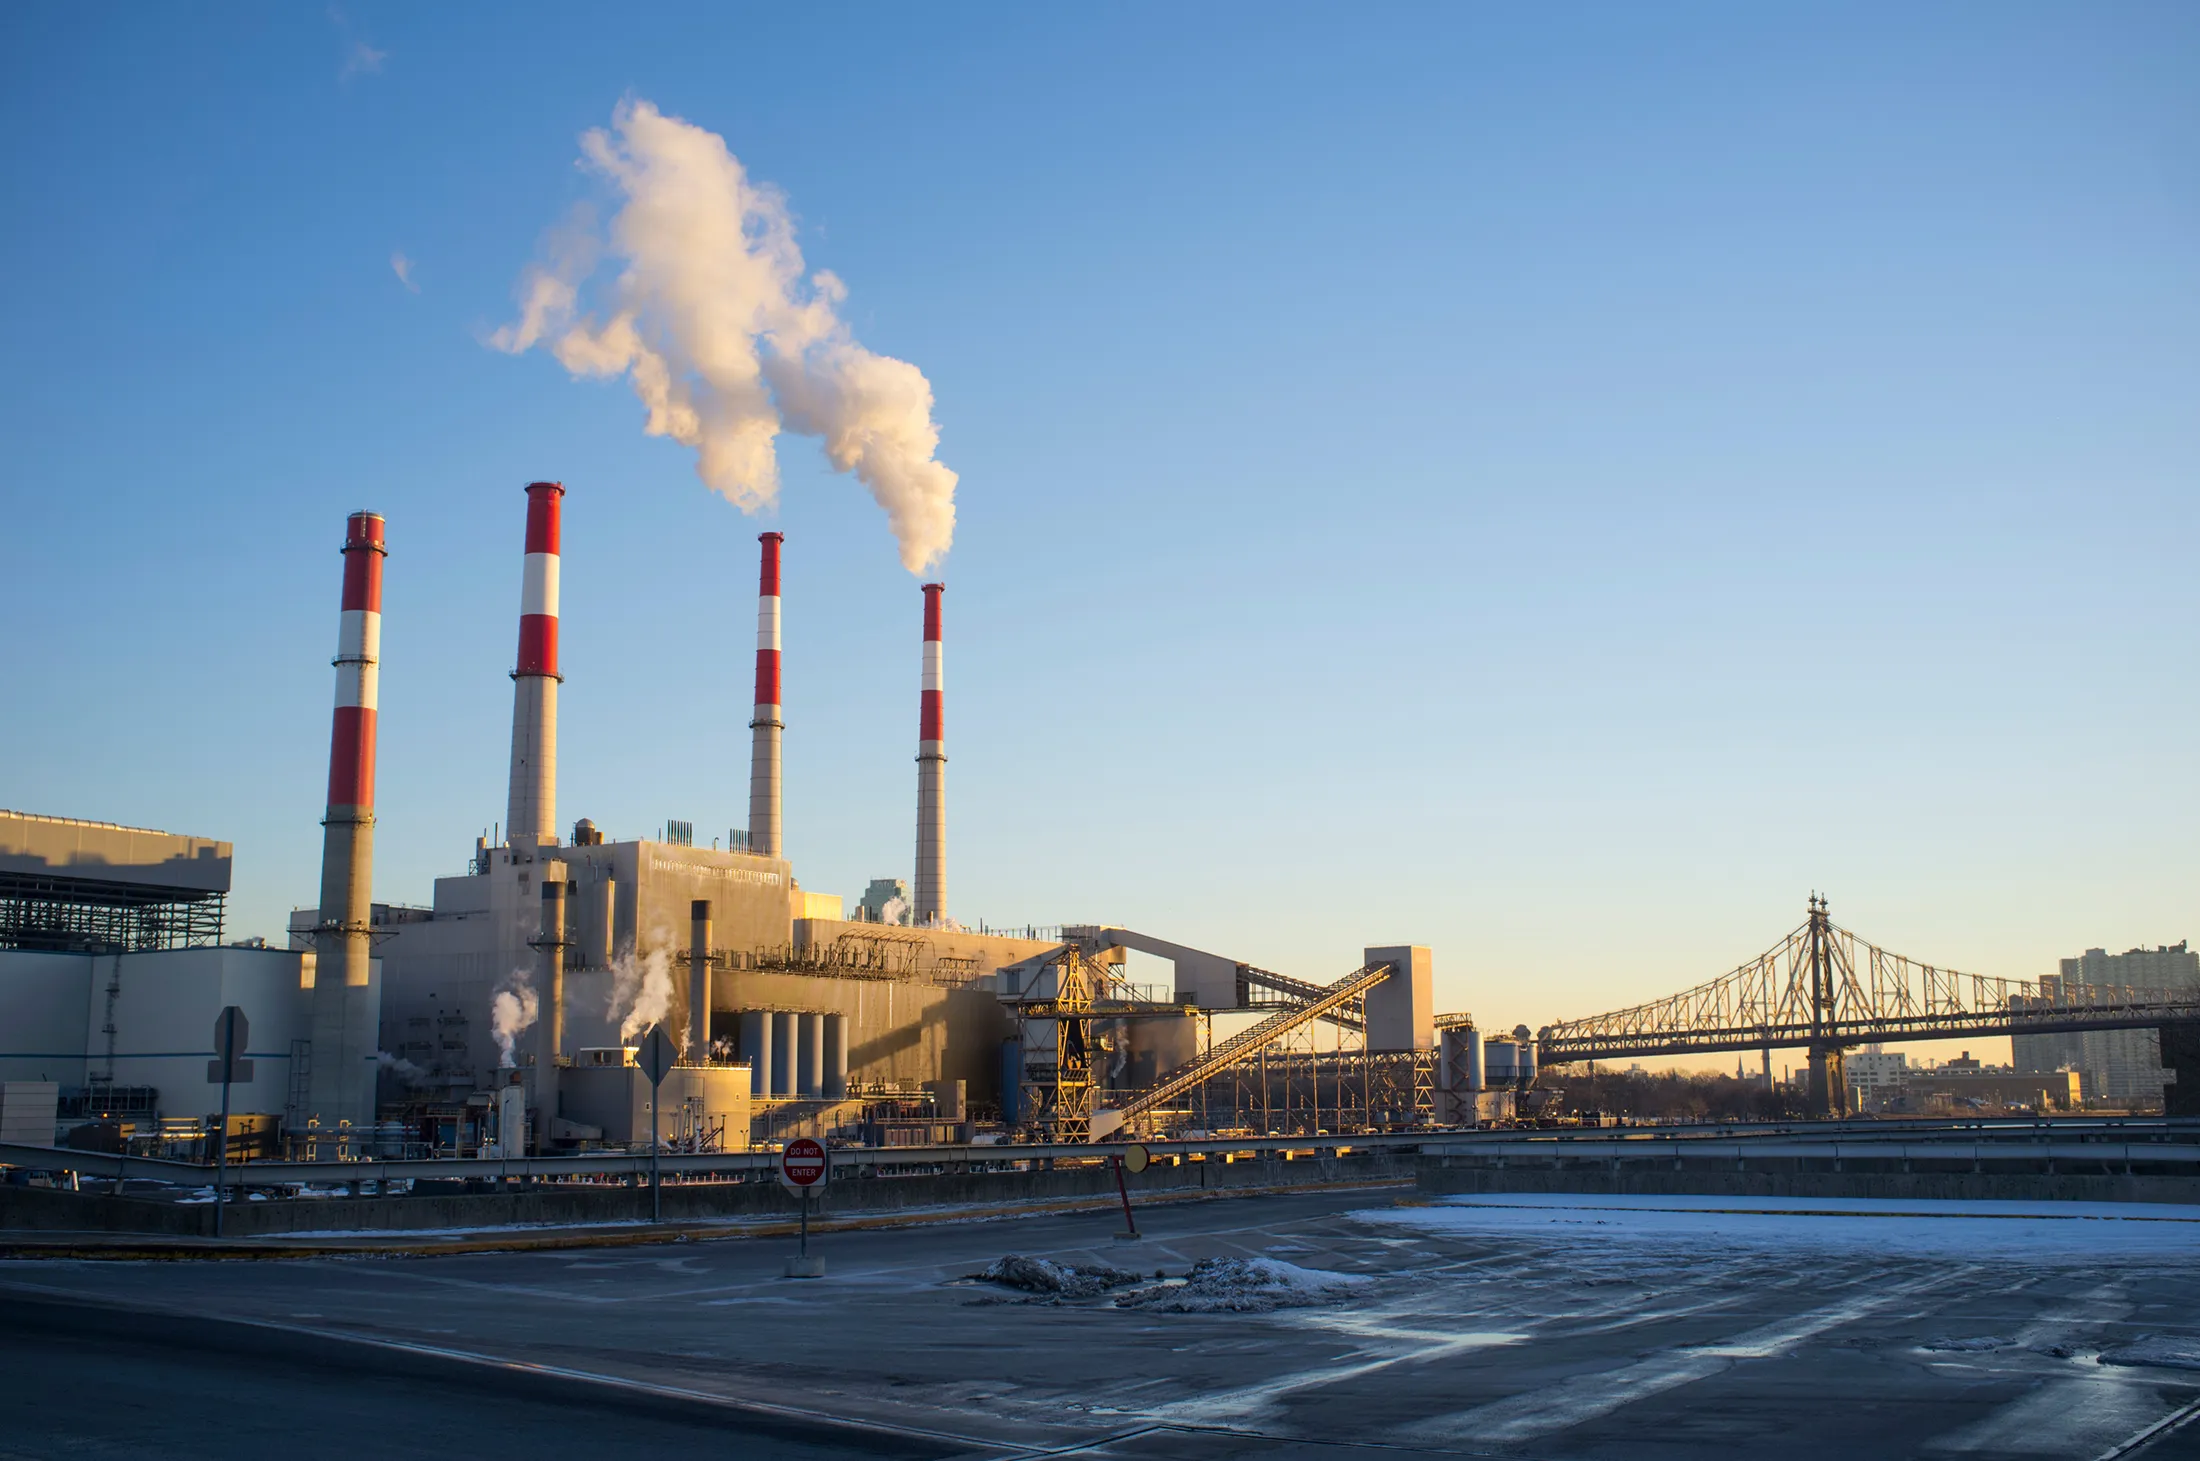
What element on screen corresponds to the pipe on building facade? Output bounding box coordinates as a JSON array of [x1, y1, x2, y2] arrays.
[[688, 900, 712, 1061], [914, 582, 947, 926], [506, 481, 563, 848], [591, 877, 615, 969], [308, 510, 386, 1138], [748, 532, 783, 859]]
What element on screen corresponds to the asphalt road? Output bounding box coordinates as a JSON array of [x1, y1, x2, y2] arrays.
[[4, 1188, 2197, 1459]]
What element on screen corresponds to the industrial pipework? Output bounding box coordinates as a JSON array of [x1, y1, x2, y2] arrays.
[[307, 510, 386, 1134], [748, 532, 784, 859], [507, 481, 564, 847], [914, 582, 947, 926]]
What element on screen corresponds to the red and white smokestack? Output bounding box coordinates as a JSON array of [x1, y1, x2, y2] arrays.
[[507, 481, 563, 847], [308, 510, 385, 1135], [914, 582, 947, 927], [747, 532, 784, 859]]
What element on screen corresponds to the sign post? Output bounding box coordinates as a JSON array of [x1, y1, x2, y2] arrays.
[[1111, 1142, 1149, 1242], [637, 1024, 676, 1224], [206, 1006, 252, 1239], [779, 1136, 829, 1278]]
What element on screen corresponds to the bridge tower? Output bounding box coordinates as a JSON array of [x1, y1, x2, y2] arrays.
[[1804, 894, 1849, 1118]]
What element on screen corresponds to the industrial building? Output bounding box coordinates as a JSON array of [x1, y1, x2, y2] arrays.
[[0, 809, 311, 1142], [1, 483, 1493, 1159]]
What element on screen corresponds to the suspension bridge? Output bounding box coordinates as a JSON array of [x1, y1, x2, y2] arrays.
[[1533, 896, 2200, 1115]]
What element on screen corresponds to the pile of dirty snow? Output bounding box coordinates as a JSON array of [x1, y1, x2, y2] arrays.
[[2098, 1337, 2200, 1372], [974, 1254, 1144, 1300], [1115, 1256, 1370, 1314], [1921, 1336, 2010, 1353]]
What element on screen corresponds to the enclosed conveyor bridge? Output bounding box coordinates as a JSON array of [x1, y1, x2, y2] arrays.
[[1090, 960, 1393, 1139]]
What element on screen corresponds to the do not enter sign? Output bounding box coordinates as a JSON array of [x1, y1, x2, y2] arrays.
[[780, 1137, 830, 1192]]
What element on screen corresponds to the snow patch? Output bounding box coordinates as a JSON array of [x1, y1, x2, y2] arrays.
[[2098, 1336, 2200, 1372], [1357, 1195, 2200, 1261], [1115, 1256, 1371, 1314], [973, 1254, 1143, 1300]]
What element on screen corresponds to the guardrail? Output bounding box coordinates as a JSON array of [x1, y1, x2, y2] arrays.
[[1421, 1137, 2200, 1166], [0, 1132, 1430, 1194]]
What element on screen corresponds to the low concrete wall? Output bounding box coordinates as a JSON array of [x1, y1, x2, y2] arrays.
[[1, 1152, 1411, 1239], [1419, 1157, 2200, 1206]]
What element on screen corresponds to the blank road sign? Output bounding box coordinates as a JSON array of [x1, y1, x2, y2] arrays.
[[638, 1024, 676, 1086], [207, 1006, 253, 1084]]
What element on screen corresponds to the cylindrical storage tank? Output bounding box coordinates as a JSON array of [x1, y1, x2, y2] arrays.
[[741, 1011, 773, 1097], [1119, 1013, 1199, 1091], [1521, 1040, 1539, 1087], [823, 1013, 848, 1098], [1483, 1039, 1519, 1087], [1464, 1028, 1485, 1091], [798, 1012, 823, 1097], [771, 1011, 797, 1096]]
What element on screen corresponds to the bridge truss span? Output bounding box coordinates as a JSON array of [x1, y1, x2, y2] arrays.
[[1536, 897, 2200, 1087]]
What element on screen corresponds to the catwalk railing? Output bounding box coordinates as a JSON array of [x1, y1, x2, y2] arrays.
[[1536, 898, 2200, 1064]]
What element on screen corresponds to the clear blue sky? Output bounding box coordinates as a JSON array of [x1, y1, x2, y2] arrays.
[[2, 4, 2193, 1056]]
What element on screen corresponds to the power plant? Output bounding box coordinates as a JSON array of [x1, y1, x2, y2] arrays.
[[0, 483, 1491, 1162], [7, 482, 2188, 1162]]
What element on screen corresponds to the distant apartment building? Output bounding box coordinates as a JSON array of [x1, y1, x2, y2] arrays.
[[1846, 1047, 1909, 1110], [2012, 942, 2198, 1103]]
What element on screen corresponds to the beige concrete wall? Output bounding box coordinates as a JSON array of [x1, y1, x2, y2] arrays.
[[0, 811, 230, 894], [1364, 945, 1434, 1052], [713, 970, 1014, 1098]]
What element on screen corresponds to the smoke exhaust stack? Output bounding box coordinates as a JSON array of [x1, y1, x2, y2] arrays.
[[689, 899, 713, 1061], [914, 582, 946, 927], [308, 511, 386, 1135], [748, 533, 783, 858], [533, 870, 567, 1148], [507, 481, 564, 847]]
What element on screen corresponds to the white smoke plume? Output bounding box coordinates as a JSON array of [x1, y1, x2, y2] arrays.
[[492, 98, 958, 574], [490, 970, 539, 1068], [377, 1050, 426, 1080], [878, 894, 911, 928], [605, 946, 677, 1045]]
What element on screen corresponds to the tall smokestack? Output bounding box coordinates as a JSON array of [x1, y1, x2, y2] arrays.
[[307, 511, 386, 1139], [914, 582, 946, 927], [507, 481, 564, 847], [748, 532, 783, 858]]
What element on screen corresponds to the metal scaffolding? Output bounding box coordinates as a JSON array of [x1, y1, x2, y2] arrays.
[[0, 871, 226, 953]]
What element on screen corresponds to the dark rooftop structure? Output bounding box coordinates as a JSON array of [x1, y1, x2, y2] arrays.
[[0, 809, 230, 953]]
